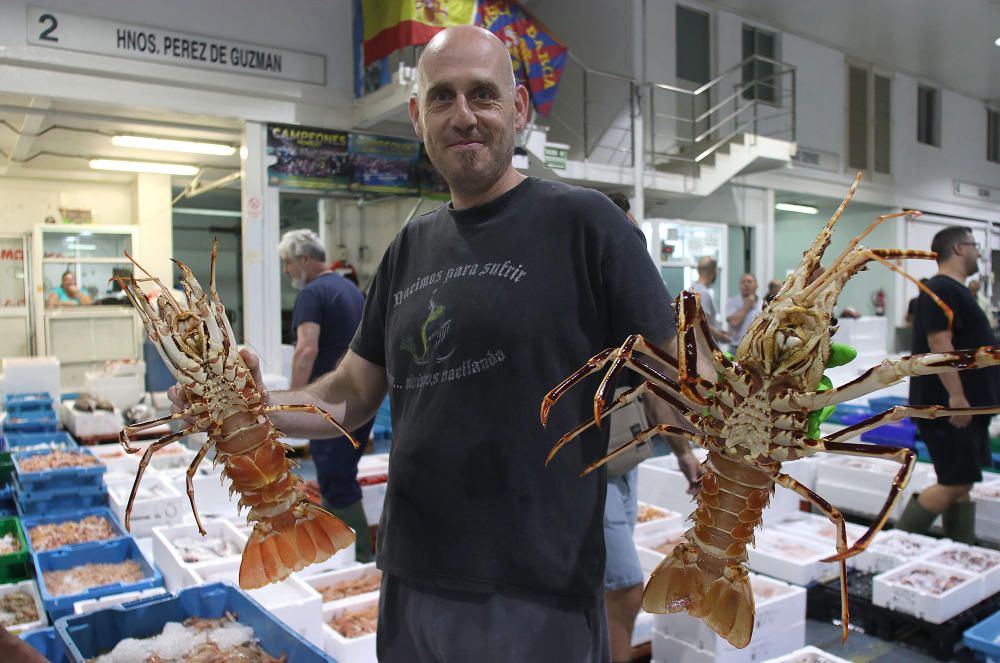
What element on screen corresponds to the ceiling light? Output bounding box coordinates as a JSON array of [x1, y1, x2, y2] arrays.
[[89, 159, 200, 176], [112, 135, 237, 156], [775, 203, 819, 215], [995, 36, 1000, 47]]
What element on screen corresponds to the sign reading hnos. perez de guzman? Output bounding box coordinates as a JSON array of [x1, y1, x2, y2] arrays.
[[26, 7, 326, 85]]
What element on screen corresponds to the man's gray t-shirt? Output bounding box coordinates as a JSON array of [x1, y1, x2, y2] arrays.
[[350, 177, 675, 608], [690, 281, 720, 326]]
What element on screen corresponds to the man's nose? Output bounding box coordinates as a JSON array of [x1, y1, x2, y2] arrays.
[[451, 94, 476, 129]]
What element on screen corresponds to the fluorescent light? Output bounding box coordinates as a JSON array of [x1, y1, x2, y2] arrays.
[[89, 159, 199, 176], [70, 244, 97, 251], [112, 135, 237, 156], [775, 203, 819, 215], [995, 36, 1000, 46]]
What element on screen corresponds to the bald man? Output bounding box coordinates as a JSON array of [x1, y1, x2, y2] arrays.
[[174, 25, 697, 662]]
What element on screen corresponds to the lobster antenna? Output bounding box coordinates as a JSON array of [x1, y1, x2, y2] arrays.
[[122, 250, 184, 312], [787, 171, 864, 303], [868, 251, 954, 330], [801, 210, 921, 303]]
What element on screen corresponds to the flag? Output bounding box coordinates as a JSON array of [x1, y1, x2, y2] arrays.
[[476, 0, 568, 116], [361, 0, 477, 65]]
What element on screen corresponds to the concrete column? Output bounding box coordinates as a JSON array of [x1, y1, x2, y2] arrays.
[[759, 188, 775, 286], [631, 0, 645, 222], [131, 174, 172, 282], [240, 121, 282, 375]]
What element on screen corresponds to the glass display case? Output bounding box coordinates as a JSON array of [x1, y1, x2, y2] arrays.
[[32, 225, 142, 389]]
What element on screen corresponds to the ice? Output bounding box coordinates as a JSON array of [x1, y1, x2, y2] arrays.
[[92, 619, 256, 662]]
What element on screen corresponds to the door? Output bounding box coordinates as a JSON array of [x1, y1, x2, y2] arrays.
[[0, 234, 31, 357], [675, 5, 713, 156]]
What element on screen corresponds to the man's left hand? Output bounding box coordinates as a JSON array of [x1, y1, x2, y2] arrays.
[[677, 451, 704, 495]]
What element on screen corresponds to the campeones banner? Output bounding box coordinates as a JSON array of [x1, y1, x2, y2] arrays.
[[475, 0, 567, 117], [267, 124, 448, 197]]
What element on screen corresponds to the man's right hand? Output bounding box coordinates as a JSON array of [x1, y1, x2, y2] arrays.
[[949, 393, 973, 429], [167, 347, 271, 423]]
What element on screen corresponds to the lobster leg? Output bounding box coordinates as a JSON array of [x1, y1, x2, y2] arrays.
[[582, 422, 722, 476], [184, 437, 216, 536], [263, 404, 360, 449], [811, 440, 917, 563], [782, 347, 1000, 411], [773, 473, 851, 642], [125, 426, 198, 531], [676, 291, 739, 403], [546, 380, 718, 465], [824, 404, 1000, 443], [120, 411, 191, 454]]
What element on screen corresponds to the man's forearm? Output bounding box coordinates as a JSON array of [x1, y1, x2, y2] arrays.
[[289, 348, 317, 390]]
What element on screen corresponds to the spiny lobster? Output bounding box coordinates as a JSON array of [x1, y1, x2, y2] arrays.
[[543, 172, 1000, 647], [116, 242, 359, 589]]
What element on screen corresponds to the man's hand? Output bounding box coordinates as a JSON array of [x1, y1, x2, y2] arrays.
[[677, 450, 704, 495], [743, 294, 758, 308], [167, 348, 269, 423], [949, 393, 972, 429]]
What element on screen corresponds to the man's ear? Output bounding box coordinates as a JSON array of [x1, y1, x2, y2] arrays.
[[513, 84, 529, 134], [408, 96, 423, 140]]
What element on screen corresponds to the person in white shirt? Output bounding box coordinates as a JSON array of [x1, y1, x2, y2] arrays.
[[725, 273, 762, 354], [689, 256, 731, 344]]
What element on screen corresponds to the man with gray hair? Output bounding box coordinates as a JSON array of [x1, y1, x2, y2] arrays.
[[278, 228, 373, 563]]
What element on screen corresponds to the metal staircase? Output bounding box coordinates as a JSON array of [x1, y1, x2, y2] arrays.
[[533, 53, 798, 196]]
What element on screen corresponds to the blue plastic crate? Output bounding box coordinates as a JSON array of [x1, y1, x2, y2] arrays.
[[54, 582, 330, 663], [34, 537, 163, 620], [826, 404, 872, 425], [0, 485, 14, 517], [4, 409, 59, 433], [6, 393, 55, 411], [868, 395, 909, 412], [20, 626, 68, 663], [14, 478, 107, 518], [21, 507, 127, 554], [964, 608, 1000, 661], [4, 432, 77, 453], [4, 431, 77, 450], [13, 448, 105, 494]]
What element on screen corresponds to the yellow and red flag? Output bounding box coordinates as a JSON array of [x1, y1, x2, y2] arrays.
[[362, 0, 477, 65]]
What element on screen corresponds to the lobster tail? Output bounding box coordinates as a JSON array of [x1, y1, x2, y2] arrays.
[[239, 502, 355, 589]]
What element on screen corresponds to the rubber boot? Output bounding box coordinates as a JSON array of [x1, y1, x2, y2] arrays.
[[942, 501, 977, 544], [895, 495, 938, 535]]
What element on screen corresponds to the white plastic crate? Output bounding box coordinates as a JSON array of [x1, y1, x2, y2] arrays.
[[71, 587, 167, 615], [634, 529, 686, 575], [632, 611, 654, 647], [1, 356, 60, 402], [652, 619, 805, 663], [60, 401, 122, 438], [292, 543, 357, 577], [813, 476, 902, 521], [322, 596, 378, 663], [90, 441, 197, 474], [299, 562, 380, 609], [106, 474, 186, 537], [972, 483, 1000, 523], [159, 464, 239, 522], [853, 530, 951, 574], [84, 366, 145, 411], [152, 519, 246, 592], [635, 502, 685, 539], [0, 579, 47, 634], [762, 645, 853, 663], [361, 481, 387, 524], [919, 542, 1000, 601], [772, 512, 869, 555], [653, 573, 806, 650], [357, 453, 389, 481], [872, 560, 981, 623], [748, 531, 840, 585], [638, 457, 696, 515], [190, 558, 324, 647]]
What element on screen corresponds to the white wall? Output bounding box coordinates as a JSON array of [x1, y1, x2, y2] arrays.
[[0, 0, 355, 126], [0, 178, 132, 233]]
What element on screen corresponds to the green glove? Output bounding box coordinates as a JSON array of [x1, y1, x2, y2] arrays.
[[806, 342, 857, 439]]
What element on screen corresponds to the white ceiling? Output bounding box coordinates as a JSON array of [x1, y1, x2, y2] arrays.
[[0, 93, 242, 184], [705, 0, 1000, 104]]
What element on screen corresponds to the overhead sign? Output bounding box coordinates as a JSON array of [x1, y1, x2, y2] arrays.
[[26, 7, 326, 85]]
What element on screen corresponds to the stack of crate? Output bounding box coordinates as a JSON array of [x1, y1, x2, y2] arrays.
[[3, 393, 59, 436]]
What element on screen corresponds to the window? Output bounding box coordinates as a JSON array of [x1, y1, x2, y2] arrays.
[[847, 64, 892, 174], [917, 85, 940, 146], [989, 108, 1000, 164], [676, 5, 711, 85], [742, 25, 777, 103]]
